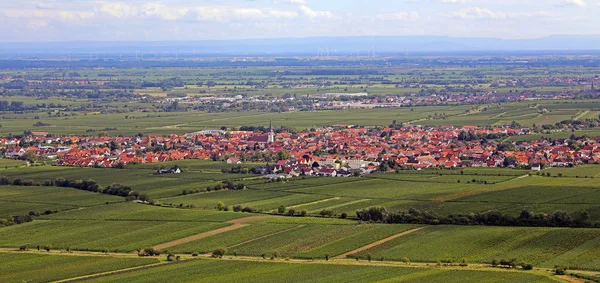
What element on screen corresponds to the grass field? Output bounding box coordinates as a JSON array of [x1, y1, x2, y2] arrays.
[[0, 253, 158, 283], [83, 258, 557, 283]]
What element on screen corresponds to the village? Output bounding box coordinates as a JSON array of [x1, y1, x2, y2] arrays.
[[2, 123, 599, 178]]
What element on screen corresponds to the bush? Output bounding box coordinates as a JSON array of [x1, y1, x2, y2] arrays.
[[277, 206, 286, 214], [401, 257, 410, 264], [522, 263, 534, 270], [139, 247, 160, 256], [233, 205, 243, 212], [555, 267, 566, 275], [192, 252, 199, 257], [319, 209, 333, 217], [212, 247, 227, 258], [340, 212, 348, 219]]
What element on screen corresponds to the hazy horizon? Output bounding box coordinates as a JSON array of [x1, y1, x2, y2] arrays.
[[1, 0, 599, 42]]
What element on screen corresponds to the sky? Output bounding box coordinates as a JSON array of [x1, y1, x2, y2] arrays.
[[1, 0, 599, 42]]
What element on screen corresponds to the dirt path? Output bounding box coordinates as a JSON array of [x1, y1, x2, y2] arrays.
[[153, 215, 272, 251], [334, 227, 426, 259]]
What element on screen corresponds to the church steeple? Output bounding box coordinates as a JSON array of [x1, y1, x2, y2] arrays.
[[268, 121, 274, 143]]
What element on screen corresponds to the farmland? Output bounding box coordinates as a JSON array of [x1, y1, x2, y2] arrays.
[[83, 257, 557, 283], [0, 253, 158, 283], [1, 57, 600, 282]]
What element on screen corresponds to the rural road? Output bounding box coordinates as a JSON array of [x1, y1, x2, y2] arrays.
[[153, 215, 272, 251], [334, 227, 426, 259]]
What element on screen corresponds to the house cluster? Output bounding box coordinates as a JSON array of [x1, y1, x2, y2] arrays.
[[2, 124, 600, 173], [253, 158, 380, 179]]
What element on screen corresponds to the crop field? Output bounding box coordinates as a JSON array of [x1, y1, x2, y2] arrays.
[[0, 253, 159, 283], [0, 219, 228, 252], [0, 159, 26, 169], [0, 166, 247, 198], [354, 225, 600, 270], [226, 224, 419, 259], [3, 95, 600, 137], [40, 202, 247, 222], [0, 185, 121, 218], [544, 165, 600, 178], [83, 258, 557, 283]]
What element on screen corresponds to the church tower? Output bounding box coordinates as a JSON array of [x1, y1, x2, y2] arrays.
[[268, 121, 274, 143]]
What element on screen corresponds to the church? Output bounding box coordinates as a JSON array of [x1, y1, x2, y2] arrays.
[[247, 121, 274, 145]]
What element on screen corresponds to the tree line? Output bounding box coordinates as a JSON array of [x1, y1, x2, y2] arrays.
[[355, 207, 598, 228], [0, 176, 149, 201]]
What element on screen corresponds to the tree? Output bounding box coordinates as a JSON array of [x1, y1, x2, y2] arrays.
[[277, 205, 286, 214], [491, 259, 498, 267], [276, 150, 291, 161], [401, 257, 410, 264], [212, 247, 227, 258], [217, 201, 225, 211]]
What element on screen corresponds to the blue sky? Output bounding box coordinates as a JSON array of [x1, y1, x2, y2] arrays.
[[1, 0, 598, 42]]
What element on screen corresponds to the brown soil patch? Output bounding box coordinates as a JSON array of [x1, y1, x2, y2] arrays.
[[153, 215, 272, 251], [334, 227, 426, 259]]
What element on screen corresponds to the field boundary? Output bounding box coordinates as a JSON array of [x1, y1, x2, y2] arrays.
[[333, 227, 426, 259], [153, 215, 272, 251]]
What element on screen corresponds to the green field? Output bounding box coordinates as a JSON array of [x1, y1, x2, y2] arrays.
[[0, 253, 158, 283], [354, 225, 600, 270], [83, 258, 557, 283], [0, 185, 122, 218]]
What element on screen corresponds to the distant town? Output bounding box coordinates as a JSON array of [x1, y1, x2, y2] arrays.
[[3, 123, 598, 178]]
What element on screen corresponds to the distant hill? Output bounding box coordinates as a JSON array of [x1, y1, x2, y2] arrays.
[[2, 35, 600, 55]]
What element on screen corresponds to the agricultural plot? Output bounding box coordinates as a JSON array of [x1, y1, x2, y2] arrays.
[[544, 165, 600, 178], [227, 224, 420, 259], [0, 166, 241, 198], [0, 253, 158, 283], [0, 185, 121, 218], [354, 225, 600, 270], [40, 202, 247, 222], [0, 220, 228, 252], [0, 159, 26, 169], [84, 258, 556, 283]]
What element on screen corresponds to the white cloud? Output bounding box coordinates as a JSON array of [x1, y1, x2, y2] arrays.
[[138, 2, 187, 20], [299, 5, 335, 19], [454, 7, 506, 20], [96, 2, 136, 19], [36, 2, 57, 10], [435, 0, 470, 3], [58, 11, 95, 21], [376, 11, 420, 21], [274, 0, 307, 5], [454, 7, 559, 21], [559, 0, 586, 7]]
